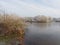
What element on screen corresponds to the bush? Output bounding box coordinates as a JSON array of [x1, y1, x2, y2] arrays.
[[0, 14, 25, 45]]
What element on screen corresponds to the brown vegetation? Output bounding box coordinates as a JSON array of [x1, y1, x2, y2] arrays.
[[0, 14, 25, 45]]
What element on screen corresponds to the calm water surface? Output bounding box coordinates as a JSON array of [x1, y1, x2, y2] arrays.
[[25, 22, 60, 45]]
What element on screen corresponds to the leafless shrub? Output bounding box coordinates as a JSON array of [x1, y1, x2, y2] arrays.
[[0, 14, 25, 45]]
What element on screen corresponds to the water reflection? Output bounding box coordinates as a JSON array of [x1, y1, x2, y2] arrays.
[[25, 23, 60, 45]]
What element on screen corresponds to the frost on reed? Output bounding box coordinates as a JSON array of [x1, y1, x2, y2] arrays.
[[0, 14, 25, 45]]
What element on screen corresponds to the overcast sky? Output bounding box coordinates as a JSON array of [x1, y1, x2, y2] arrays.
[[0, 0, 60, 17]]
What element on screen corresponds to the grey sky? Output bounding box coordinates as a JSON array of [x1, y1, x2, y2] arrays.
[[0, 0, 60, 17]]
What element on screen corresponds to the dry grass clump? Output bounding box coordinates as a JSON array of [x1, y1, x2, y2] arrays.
[[0, 14, 25, 45]]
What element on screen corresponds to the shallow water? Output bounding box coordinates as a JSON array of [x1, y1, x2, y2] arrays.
[[25, 22, 60, 45]]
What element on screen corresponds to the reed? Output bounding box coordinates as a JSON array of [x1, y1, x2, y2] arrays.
[[0, 14, 25, 45]]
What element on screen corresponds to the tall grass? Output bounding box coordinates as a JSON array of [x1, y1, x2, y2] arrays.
[[0, 14, 25, 45]]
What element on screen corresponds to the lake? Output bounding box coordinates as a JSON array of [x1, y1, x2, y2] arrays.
[[24, 22, 60, 45]]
